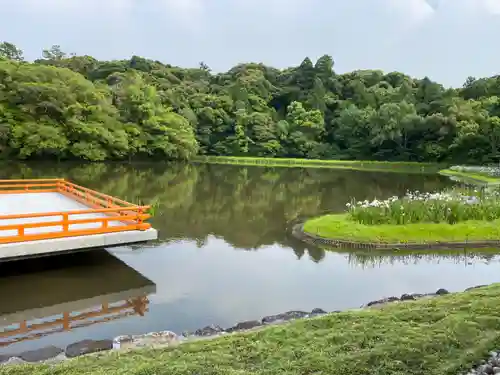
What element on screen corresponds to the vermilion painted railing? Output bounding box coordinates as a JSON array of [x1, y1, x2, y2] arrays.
[[0, 297, 149, 347], [0, 179, 151, 244]]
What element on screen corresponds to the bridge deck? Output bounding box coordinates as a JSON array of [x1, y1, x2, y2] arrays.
[[0, 179, 157, 261]]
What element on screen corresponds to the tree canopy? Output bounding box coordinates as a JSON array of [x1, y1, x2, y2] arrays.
[[1, 41, 499, 163]]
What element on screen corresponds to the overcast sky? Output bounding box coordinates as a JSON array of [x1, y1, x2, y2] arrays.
[[0, 0, 499, 87]]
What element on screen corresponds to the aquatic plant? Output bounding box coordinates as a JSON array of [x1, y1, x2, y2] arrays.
[[347, 188, 500, 225], [147, 198, 160, 217]]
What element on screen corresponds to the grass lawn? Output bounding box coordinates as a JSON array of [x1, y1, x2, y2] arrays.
[[303, 214, 500, 243], [3, 285, 500, 375], [439, 169, 500, 185], [193, 156, 444, 174]]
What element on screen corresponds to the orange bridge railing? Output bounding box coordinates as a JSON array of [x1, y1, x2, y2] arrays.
[[0, 179, 151, 244]]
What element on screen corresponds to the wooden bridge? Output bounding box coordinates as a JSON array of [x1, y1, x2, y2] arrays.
[[0, 179, 158, 261]]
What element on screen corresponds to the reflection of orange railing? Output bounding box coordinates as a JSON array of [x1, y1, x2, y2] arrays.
[[0, 297, 149, 348], [0, 179, 151, 244]]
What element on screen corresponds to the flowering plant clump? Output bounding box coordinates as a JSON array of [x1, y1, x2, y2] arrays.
[[450, 165, 500, 177], [347, 188, 500, 225]]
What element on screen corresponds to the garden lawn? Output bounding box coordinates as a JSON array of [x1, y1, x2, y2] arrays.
[[193, 156, 444, 174], [439, 169, 500, 185], [303, 214, 500, 243], [3, 285, 500, 375]]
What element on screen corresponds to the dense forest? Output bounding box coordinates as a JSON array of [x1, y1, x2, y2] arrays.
[[0, 41, 499, 163]]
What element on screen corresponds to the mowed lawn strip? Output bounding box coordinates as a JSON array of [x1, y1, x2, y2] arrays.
[[303, 214, 500, 243], [193, 156, 444, 174], [3, 285, 500, 375]]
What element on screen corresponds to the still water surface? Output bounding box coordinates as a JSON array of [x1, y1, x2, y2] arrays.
[[1, 162, 500, 356]]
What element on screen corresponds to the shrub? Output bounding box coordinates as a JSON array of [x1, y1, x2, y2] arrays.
[[347, 188, 500, 225]]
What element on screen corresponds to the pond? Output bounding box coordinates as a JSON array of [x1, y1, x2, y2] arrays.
[[1, 162, 500, 356]]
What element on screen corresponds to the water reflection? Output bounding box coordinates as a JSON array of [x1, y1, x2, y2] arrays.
[[0, 251, 155, 353], [1, 162, 500, 356], [343, 249, 499, 268], [0, 161, 454, 251]]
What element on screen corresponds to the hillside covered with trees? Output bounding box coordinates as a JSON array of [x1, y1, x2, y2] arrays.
[[0, 41, 499, 163]]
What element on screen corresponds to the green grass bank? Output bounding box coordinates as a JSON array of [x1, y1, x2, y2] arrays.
[[4, 285, 500, 375], [193, 156, 445, 174], [303, 214, 500, 244], [439, 169, 500, 185]]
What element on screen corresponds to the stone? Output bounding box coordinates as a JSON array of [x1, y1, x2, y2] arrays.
[[400, 294, 416, 301], [436, 288, 450, 295], [466, 285, 487, 292], [65, 339, 113, 358], [366, 297, 399, 307], [194, 325, 224, 336], [262, 311, 309, 324], [0, 355, 13, 364], [113, 335, 134, 349], [131, 331, 179, 348], [43, 353, 68, 364], [181, 331, 194, 338], [2, 357, 26, 365], [311, 308, 327, 315], [19, 346, 64, 362], [226, 320, 262, 332], [144, 330, 177, 339], [493, 367, 500, 374], [480, 364, 494, 374]]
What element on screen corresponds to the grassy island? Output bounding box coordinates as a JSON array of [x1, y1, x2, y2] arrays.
[[304, 214, 500, 244], [4, 284, 500, 375], [193, 156, 444, 174], [302, 188, 500, 248]]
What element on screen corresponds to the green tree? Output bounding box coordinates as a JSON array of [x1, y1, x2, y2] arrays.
[[0, 42, 23, 61]]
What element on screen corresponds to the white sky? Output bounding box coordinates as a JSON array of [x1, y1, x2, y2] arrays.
[[0, 0, 499, 86]]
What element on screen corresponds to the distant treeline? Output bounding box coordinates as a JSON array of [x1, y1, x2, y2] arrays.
[[1, 42, 499, 163]]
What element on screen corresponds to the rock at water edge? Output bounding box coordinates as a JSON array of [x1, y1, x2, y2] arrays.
[[227, 320, 262, 332], [65, 339, 113, 358], [436, 288, 450, 295], [194, 325, 224, 337], [19, 346, 64, 362]]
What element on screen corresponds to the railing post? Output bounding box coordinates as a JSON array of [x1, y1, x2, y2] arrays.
[[62, 213, 69, 233], [137, 208, 143, 227], [63, 312, 70, 330]]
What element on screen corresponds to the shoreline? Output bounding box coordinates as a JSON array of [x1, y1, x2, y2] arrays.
[[0, 284, 480, 366], [298, 216, 500, 250], [192, 156, 444, 174], [3, 283, 500, 375], [294, 222, 500, 250]]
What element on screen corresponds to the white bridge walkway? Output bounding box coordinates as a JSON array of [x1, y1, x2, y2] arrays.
[[0, 179, 158, 261]]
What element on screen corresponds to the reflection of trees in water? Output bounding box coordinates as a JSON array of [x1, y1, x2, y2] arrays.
[[1, 162, 456, 257], [344, 249, 499, 268]]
